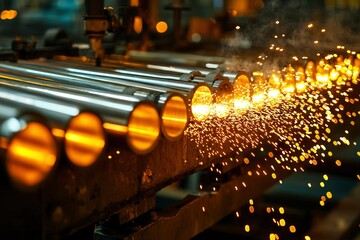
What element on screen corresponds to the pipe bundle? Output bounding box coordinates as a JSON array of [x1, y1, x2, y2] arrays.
[[1, 51, 358, 190]]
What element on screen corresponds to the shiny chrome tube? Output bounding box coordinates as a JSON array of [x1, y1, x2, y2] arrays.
[[0, 86, 105, 170], [0, 107, 58, 189], [16, 60, 215, 121], [0, 62, 187, 141], [125, 50, 225, 68], [23, 59, 231, 119], [0, 73, 160, 155], [112, 51, 253, 82], [101, 59, 235, 119]]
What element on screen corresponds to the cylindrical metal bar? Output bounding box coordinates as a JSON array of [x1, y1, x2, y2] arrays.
[[102, 59, 235, 119], [76, 58, 235, 119], [0, 62, 188, 141], [0, 72, 160, 155], [119, 50, 225, 70], [15, 60, 215, 121], [232, 71, 252, 114], [22, 59, 232, 119], [0, 107, 58, 189], [0, 86, 106, 169]]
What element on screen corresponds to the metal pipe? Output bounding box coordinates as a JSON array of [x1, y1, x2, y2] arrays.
[[123, 50, 225, 68], [104, 60, 235, 119], [16, 60, 215, 121], [85, 58, 235, 119], [0, 73, 160, 155], [23, 59, 231, 119], [0, 62, 187, 141], [0, 86, 106, 169], [232, 71, 252, 114], [0, 106, 58, 189]]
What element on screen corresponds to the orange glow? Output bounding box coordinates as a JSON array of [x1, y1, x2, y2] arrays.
[[0, 136, 8, 149], [295, 67, 306, 93], [326, 191, 333, 199], [1, 10, 17, 20], [156, 21, 168, 33], [65, 112, 105, 167], [52, 128, 65, 138], [161, 95, 188, 140], [134, 16, 143, 34], [130, 0, 139, 6], [305, 61, 316, 86], [251, 75, 267, 108], [249, 205, 255, 213], [214, 82, 234, 118], [233, 73, 251, 114], [282, 65, 296, 94], [191, 85, 213, 121], [103, 122, 128, 134], [329, 69, 340, 81], [128, 103, 160, 154], [279, 218, 286, 226], [268, 72, 282, 89], [316, 72, 331, 88], [6, 122, 57, 188]]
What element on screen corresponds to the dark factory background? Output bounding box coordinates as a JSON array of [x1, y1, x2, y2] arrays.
[[1, 0, 359, 48], [0, 0, 359, 240]]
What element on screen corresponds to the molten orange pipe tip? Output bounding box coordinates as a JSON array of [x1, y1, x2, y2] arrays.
[[161, 94, 189, 141], [128, 102, 160, 154], [190, 84, 214, 121], [6, 121, 58, 188], [65, 112, 106, 167]]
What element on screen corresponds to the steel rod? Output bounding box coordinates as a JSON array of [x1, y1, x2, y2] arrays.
[[0, 73, 160, 155], [0, 62, 188, 141], [20, 59, 232, 119]]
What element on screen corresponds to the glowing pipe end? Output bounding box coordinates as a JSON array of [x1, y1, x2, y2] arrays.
[[161, 94, 189, 141], [65, 112, 105, 167], [6, 122, 57, 188], [233, 73, 251, 114], [214, 80, 234, 118], [191, 84, 214, 121], [128, 103, 160, 154]]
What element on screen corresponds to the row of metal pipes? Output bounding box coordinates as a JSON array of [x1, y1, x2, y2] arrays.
[[0, 53, 358, 190]]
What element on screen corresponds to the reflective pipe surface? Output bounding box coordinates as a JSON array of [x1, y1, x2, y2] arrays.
[[0, 104, 57, 189], [0, 63, 187, 141], [211, 79, 234, 118], [125, 50, 225, 68], [232, 72, 252, 114], [0, 86, 105, 169], [101, 59, 235, 119], [52, 59, 225, 119], [18, 60, 215, 121], [251, 73, 268, 109], [0, 74, 160, 155]]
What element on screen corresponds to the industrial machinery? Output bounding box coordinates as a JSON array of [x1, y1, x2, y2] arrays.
[[0, 1, 359, 240]]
